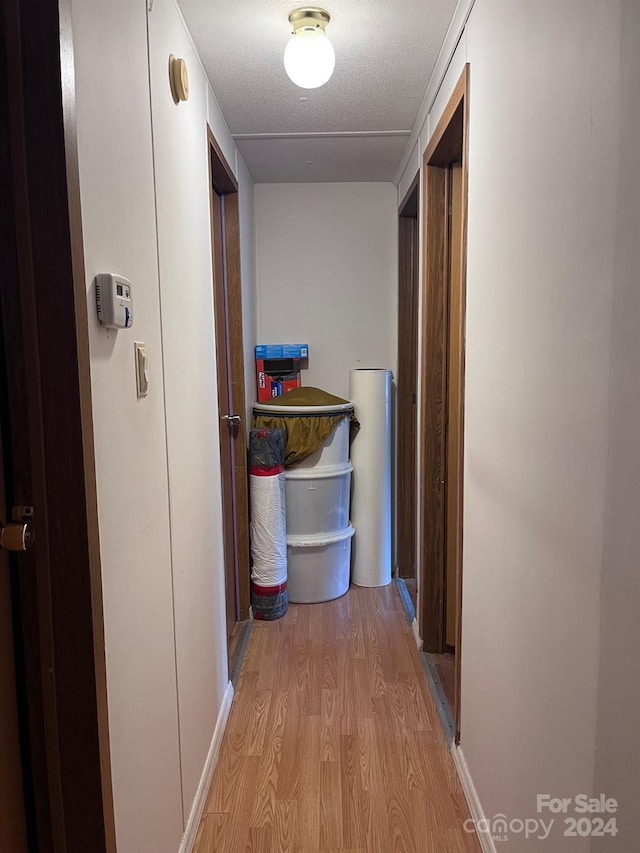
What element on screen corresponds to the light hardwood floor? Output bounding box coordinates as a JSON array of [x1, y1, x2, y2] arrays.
[[194, 584, 481, 852]]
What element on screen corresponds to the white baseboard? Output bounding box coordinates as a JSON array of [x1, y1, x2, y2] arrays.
[[179, 681, 234, 853], [411, 617, 423, 650], [451, 743, 496, 853]]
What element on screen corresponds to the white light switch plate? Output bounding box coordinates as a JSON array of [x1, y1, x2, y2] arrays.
[[134, 342, 149, 397]]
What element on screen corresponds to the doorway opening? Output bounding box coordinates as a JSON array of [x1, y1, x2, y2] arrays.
[[419, 64, 469, 743], [396, 174, 420, 612], [207, 129, 251, 670]]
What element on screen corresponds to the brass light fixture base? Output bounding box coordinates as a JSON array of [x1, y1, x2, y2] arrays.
[[288, 7, 331, 34]]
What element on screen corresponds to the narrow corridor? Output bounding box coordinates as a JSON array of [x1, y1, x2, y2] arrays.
[[194, 585, 481, 852]]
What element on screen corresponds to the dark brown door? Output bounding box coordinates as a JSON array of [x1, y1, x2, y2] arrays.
[[207, 131, 251, 651], [211, 188, 240, 647], [0, 420, 29, 852], [397, 181, 419, 582], [445, 161, 463, 649], [420, 65, 470, 743], [421, 164, 448, 654]]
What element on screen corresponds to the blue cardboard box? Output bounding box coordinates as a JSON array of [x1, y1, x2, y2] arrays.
[[255, 344, 309, 360]]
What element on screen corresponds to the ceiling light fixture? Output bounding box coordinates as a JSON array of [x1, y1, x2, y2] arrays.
[[284, 7, 335, 90]]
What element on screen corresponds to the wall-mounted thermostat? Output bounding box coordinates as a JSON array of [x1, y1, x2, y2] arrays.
[[96, 273, 134, 329]]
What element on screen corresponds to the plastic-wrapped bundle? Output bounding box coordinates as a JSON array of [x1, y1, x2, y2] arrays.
[[249, 427, 286, 472], [249, 429, 288, 620]]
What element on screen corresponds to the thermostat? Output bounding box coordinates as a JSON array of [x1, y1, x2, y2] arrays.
[[96, 273, 134, 329]]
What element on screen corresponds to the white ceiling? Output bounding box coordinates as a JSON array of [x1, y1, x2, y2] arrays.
[[178, 0, 458, 183]]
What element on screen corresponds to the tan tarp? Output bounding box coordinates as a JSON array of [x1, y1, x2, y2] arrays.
[[252, 387, 358, 466]]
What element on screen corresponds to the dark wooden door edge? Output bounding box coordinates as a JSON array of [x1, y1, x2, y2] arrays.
[[420, 164, 448, 654], [1, 0, 116, 848], [397, 175, 420, 582], [207, 127, 250, 622], [453, 64, 470, 747], [222, 192, 251, 620], [419, 64, 470, 745]]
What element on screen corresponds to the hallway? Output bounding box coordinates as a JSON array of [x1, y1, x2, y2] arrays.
[[194, 585, 481, 852]]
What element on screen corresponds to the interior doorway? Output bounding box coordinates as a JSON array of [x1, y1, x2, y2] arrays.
[[397, 175, 420, 609], [420, 65, 469, 743], [207, 130, 251, 661]]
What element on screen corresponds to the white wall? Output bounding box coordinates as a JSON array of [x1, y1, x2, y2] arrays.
[[255, 183, 398, 400], [462, 4, 619, 848], [397, 140, 420, 208], [148, 0, 232, 823], [593, 2, 640, 850], [397, 1, 624, 849], [71, 1, 183, 849], [72, 0, 257, 849]]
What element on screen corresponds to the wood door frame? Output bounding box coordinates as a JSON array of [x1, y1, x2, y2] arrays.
[[419, 64, 469, 743], [207, 127, 251, 624], [397, 173, 420, 582], [1, 0, 115, 847]]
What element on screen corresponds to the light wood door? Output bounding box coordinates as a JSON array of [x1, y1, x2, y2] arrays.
[[0, 419, 29, 853], [211, 189, 240, 648], [397, 188, 419, 580]]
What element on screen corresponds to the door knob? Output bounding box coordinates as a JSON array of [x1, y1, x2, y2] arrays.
[[1, 521, 34, 552], [222, 414, 241, 426]]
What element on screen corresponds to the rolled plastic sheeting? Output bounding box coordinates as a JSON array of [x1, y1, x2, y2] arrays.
[[250, 473, 287, 586], [249, 428, 288, 620], [349, 368, 392, 587]]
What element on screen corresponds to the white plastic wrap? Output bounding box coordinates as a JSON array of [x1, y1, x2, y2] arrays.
[[250, 472, 287, 586], [349, 368, 392, 587]]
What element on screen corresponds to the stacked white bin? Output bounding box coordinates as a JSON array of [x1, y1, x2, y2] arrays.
[[253, 400, 354, 603]]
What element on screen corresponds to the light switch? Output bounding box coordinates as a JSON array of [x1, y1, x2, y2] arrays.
[[134, 342, 149, 397]]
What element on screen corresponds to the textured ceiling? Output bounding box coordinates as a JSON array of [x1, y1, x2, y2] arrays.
[[178, 0, 458, 182]]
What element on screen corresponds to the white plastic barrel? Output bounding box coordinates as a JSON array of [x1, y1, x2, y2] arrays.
[[287, 526, 355, 603], [253, 398, 355, 603], [285, 462, 352, 535], [289, 416, 350, 469], [253, 400, 352, 469]]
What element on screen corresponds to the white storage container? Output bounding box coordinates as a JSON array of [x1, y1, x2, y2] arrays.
[[287, 525, 354, 603], [285, 462, 352, 535], [253, 401, 351, 469], [289, 415, 350, 469]]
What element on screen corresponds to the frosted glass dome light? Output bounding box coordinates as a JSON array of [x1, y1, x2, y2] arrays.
[[284, 8, 335, 90]]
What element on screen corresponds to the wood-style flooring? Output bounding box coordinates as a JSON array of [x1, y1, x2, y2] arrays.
[[194, 584, 480, 852]]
